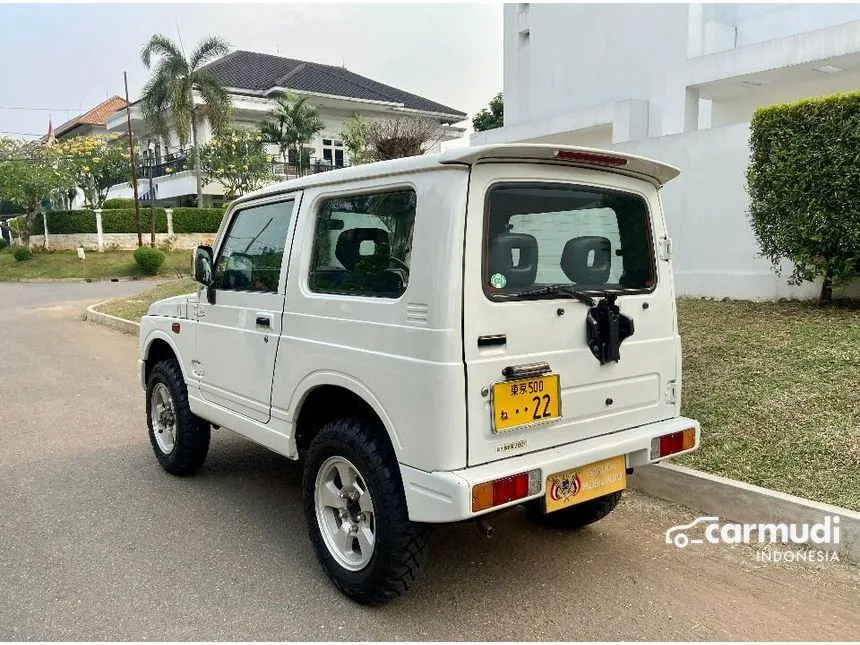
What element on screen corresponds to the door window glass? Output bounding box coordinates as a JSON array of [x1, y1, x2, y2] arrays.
[[214, 199, 295, 293], [309, 189, 417, 298]]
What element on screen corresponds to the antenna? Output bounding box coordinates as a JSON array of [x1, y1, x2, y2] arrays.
[[175, 19, 186, 56], [276, 41, 280, 56]]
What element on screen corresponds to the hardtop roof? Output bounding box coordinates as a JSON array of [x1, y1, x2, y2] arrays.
[[233, 144, 680, 208]]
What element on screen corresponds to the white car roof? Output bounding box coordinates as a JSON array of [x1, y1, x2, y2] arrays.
[[234, 144, 680, 207]]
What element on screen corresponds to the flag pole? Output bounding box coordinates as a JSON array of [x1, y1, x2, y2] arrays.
[[123, 71, 143, 248]]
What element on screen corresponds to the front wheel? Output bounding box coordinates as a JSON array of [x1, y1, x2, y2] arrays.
[[524, 491, 622, 530], [303, 418, 428, 605], [146, 358, 210, 476]]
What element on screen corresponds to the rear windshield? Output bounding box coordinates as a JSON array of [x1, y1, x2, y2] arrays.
[[483, 182, 655, 299]]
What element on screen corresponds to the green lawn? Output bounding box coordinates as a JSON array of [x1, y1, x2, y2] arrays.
[[93, 277, 197, 321], [0, 248, 191, 280], [676, 298, 860, 511]]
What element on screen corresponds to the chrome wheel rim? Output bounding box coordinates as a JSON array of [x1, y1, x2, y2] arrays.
[[151, 382, 177, 454], [314, 456, 376, 571]]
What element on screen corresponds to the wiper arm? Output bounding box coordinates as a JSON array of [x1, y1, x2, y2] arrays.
[[494, 284, 597, 307]]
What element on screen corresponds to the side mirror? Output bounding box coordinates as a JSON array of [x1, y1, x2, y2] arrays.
[[193, 245, 215, 287]]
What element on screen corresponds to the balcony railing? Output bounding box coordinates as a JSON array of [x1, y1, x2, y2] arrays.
[[140, 151, 348, 180]]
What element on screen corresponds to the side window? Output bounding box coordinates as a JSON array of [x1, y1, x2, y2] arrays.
[[214, 199, 295, 293], [308, 189, 417, 298]]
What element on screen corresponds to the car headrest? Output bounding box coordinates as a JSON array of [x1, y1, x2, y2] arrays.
[[335, 227, 391, 272], [488, 233, 538, 288], [560, 236, 612, 284]]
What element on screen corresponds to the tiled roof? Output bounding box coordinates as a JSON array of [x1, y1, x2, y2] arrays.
[[54, 96, 129, 137], [199, 50, 466, 120]]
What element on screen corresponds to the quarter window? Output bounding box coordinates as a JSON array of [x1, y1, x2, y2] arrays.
[[309, 189, 417, 298], [214, 200, 295, 293]]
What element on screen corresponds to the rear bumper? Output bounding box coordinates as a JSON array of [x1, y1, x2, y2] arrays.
[[401, 416, 700, 523]]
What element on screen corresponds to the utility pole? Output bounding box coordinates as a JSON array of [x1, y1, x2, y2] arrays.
[[123, 71, 143, 248]]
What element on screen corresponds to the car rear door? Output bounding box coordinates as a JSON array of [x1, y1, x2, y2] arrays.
[[462, 162, 678, 466]]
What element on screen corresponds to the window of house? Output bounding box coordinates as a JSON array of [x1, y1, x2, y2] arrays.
[[309, 189, 417, 298], [322, 138, 345, 167], [214, 199, 295, 293]]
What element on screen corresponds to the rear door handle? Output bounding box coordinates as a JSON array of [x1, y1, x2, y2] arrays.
[[478, 334, 507, 348], [255, 315, 271, 327]]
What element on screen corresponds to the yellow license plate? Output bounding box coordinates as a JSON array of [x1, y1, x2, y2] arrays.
[[491, 373, 561, 432], [545, 456, 627, 512]]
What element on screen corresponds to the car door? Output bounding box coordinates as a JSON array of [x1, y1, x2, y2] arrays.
[[194, 194, 300, 423]]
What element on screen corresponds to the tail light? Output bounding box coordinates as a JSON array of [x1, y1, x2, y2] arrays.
[[472, 469, 542, 512], [650, 428, 697, 460]]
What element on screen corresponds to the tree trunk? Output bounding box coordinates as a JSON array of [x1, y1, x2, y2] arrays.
[[819, 267, 833, 304], [191, 110, 203, 209]]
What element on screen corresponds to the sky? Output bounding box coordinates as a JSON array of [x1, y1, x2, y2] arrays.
[[0, 2, 502, 144]]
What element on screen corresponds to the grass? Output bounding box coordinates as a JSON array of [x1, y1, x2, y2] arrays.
[[675, 298, 860, 511], [94, 277, 197, 321], [0, 247, 191, 280]]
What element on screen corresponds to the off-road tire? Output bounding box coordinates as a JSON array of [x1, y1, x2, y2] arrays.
[[303, 418, 429, 605], [146, 358, 210, 476], [525, 491, 622, 530]]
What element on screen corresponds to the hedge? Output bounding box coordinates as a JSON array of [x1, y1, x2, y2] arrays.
[[102, 198, 138, 209], [172, 207, 226, 234], [30, 207, 223, 235], [747, 92, 860, 301], [101, 208, 168, 234]]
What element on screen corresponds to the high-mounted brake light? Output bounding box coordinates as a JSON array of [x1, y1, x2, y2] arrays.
[[554, 150, 629, 166], [472, 469, 542, 512], [650, 428, 697, 460]]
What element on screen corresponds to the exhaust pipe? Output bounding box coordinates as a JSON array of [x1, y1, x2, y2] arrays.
[[477, 517, 494, 538]]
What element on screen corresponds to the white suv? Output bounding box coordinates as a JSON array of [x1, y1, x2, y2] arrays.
[[139, 144, 700, 604]]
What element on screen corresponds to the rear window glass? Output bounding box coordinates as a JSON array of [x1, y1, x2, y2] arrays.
[[483, 182, 655, 299]]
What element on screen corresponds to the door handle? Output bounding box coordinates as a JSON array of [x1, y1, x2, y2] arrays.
[[255, 315, 271, 327]]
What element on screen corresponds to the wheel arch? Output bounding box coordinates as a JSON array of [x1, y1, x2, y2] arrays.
[[290, 372, 403, 461], [142, 330, 185, 385]]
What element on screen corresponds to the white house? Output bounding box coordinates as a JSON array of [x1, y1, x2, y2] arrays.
[[472, 3, 860, 300], [105, 50, 467, 207]]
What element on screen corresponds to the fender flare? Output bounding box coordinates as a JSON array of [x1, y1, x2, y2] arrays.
[[287, 370, 403, 459], [141, 329, 188, 383]]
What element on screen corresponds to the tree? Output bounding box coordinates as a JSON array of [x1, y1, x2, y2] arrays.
[[747, 93, 860, 303], [199, 127, 271, 199], [340, 114, 372, 165], [472, 92, 503, 132], [0, 138, 74, 246], [140, 34, 233, 208], [53, 134, 131, 208], [365, 116, 442, 161], [258, 93, 324, 176]]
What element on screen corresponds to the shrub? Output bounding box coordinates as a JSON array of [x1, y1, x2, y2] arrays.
[[101, 208, 167, 234], [102, 198, 138, 209], [0, 238, 8, 250], [32, 210, 97, 235], [171, 207, 226, 234], [133, 246, 165, 275], [13, 246, 32, 262], [748, 92, 860, 302]]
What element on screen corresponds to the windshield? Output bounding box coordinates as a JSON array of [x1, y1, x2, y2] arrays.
[[483, 182, 655, 300]]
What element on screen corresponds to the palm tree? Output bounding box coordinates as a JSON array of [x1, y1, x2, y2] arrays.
[[140, 34, 233, 207], [259, 93, 324, 176]]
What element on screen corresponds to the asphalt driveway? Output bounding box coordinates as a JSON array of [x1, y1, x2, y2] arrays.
[[1, 282, 858, 640]]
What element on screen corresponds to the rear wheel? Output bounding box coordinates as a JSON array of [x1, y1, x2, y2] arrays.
[[146, 358, 210, 476], [525, 491, 622, 530], [303, 418, 428, 605]]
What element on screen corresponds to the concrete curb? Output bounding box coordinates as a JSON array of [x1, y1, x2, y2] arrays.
[[84, 301, 140, 336], [0, 277, 158, 283], [630, 462, 860, 563]]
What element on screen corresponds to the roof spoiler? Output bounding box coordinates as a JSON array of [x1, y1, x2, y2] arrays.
[[439, 144, 680, 187]]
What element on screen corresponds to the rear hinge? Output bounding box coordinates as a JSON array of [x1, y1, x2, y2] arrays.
[[665, 380, 678, 404], [658, 237, 673, 261]]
